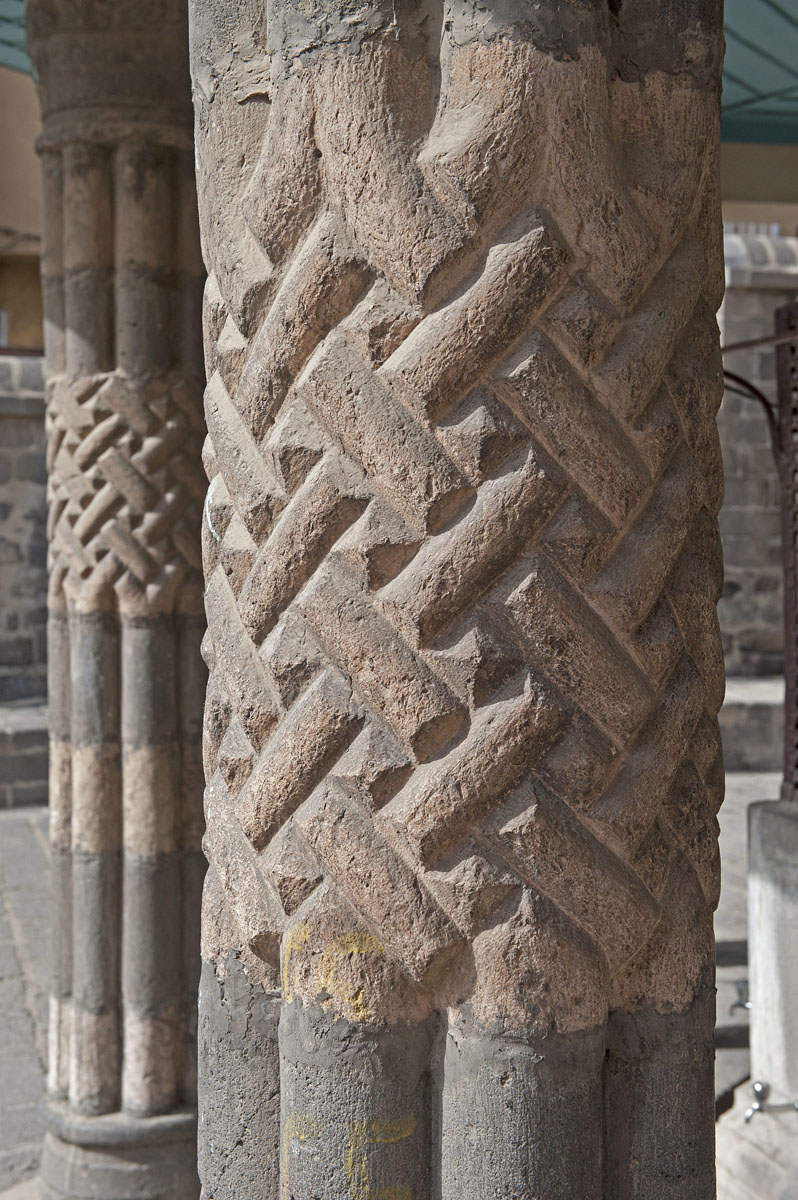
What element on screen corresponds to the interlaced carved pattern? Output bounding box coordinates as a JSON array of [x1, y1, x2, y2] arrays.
[[47, 372, 205, 612], [199, 34, 725, 988]]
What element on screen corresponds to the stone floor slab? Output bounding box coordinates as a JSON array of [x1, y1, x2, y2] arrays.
[[0, 1179, 41, 1199], [0, 807, 48, 1192]]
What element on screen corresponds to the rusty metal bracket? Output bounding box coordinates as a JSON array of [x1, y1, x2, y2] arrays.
[[723, 368, 780, 459]]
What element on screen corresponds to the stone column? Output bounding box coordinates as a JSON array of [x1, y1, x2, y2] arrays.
[[27, 3, 206, 1197], [190, 2, 725, 1196]]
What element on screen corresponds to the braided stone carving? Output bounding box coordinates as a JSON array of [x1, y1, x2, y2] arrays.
[[47, 373, 204, 614], [192, 2, 725, 1196]]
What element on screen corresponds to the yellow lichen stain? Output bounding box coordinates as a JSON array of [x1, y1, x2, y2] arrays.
[[282, 922, 311, 1003], [345, 1114, 417, 1200], [317, 932, 385, 1021], [281, 1113, 320, 1199]]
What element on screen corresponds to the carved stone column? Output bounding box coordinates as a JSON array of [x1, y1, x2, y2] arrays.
[[191, 2, 725, 1196], [27, 2, 206, 1196]]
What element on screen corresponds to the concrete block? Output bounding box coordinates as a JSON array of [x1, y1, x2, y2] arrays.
[[749, 800, 798, 1101]]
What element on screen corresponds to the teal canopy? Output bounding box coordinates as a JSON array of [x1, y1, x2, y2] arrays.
[[2, 0, 797, 145], [723, 0, 798, 144], [0, 0, 27, 74]]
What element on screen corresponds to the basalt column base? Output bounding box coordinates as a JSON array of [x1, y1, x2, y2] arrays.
[[39, 1104, 198, 1200]]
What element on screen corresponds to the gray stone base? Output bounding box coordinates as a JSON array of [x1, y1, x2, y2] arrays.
[[719, 678, 783, 771], [198, 957, 280, 1200], [39, 1106, 198, 1200]]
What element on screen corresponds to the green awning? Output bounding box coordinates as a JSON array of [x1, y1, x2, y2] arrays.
[[3, 0, 798, 146], [0, 0, 28, 74], [722, 0, 798, 144]]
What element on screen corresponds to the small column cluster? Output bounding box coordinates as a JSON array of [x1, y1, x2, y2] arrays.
[[27, 2, 206, 1196]]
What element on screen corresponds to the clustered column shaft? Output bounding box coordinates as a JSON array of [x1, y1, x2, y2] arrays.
[[28, 3, 206, 1197], [190, 1, 726, 1197]]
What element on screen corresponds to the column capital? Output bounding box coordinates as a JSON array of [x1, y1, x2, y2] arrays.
[[27, 0, 193, 148]]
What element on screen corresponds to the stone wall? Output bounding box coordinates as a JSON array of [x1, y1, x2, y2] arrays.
[[718, 229, 798, 677], [0, 354, 48, 808], [0, 355, 46, 702]]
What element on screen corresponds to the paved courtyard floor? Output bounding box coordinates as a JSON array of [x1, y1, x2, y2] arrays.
[[0, 804, 48, 1194], [0, 772, 780, 1194]]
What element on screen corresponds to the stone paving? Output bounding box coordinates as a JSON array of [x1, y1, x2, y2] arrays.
[[0, 805, 48, 1193], [0, 772, 781, 1194]]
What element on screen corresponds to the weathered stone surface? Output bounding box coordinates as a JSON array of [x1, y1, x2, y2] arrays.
[[191, 1, 725, 1195], [27, 0, 206, 1196]]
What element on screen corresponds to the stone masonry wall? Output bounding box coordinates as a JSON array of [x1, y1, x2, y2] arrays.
[[0, 355, 47, 703], [0, 354, 48, 808], [717, 229, 798, 677]]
